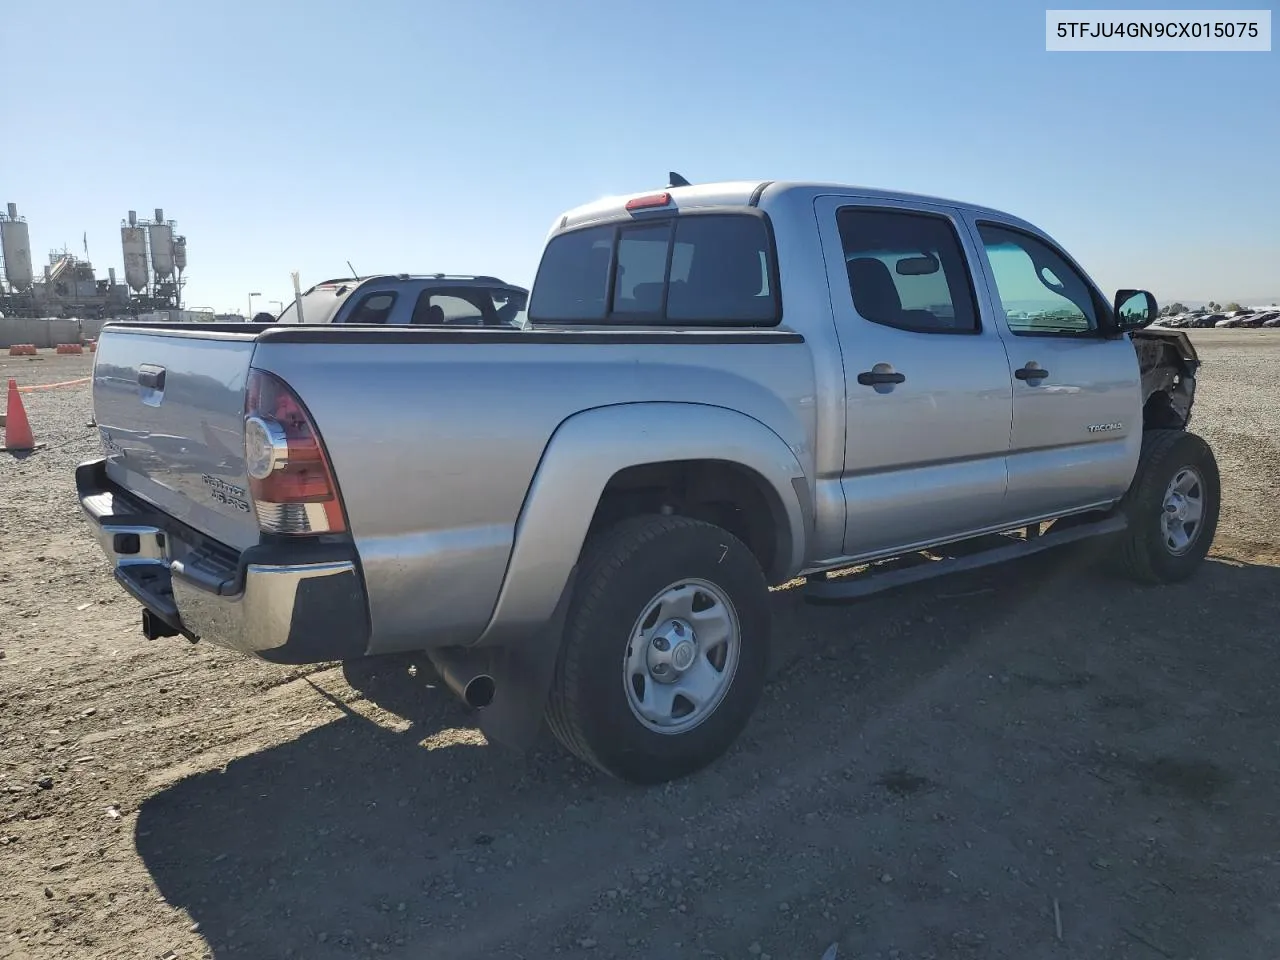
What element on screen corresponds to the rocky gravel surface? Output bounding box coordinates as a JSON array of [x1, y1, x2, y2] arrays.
[[2, 333, 1279, 960]]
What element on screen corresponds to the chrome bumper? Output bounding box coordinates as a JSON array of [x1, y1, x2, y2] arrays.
[[76, 459, 371, 664]]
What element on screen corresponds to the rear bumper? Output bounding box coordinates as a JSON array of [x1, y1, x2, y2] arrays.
[[76, 458, 371, 664]]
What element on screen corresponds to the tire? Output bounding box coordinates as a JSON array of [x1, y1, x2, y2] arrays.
[[1112, 429, 1220, 584], [546, 514, 771, 784]]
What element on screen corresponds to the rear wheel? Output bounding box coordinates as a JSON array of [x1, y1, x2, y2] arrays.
[[1113, 429, 1220, 584], [546, 515, 771, 784]]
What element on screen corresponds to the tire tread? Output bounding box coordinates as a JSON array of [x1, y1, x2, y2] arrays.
[[545, 515, 713, 777], [1113, 429, 1218, 584]]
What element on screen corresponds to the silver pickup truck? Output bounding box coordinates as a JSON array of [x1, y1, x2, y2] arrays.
[[78, 178, 1217, 784]]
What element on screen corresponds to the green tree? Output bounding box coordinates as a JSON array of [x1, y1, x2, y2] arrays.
[[1164, 302, 1188, 315], [1224, 302, 1245, 312]]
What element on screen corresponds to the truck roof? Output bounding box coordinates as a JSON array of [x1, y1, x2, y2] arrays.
[[555, 180, 1041, 236], [305, 274, 521, 293]]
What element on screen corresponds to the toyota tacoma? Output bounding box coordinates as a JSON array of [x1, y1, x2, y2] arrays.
[[78, 177, 1216, 784]]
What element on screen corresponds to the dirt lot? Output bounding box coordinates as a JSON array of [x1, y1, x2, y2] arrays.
[[3, 331, 1280, 960]]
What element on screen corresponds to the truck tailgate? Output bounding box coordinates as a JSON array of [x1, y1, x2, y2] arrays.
[[92, 325, 262, 551]]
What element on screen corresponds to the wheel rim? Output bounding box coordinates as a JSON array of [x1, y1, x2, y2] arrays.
[[623, 578, 741, 735], [1160, 465, 1206, 556]]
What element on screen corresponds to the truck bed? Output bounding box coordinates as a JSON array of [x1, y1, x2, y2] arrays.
[[88, 320, 814, 655]]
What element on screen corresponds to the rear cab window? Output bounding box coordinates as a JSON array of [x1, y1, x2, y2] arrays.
[[276, 282, 359, 324], [529, 213, 779, 325]]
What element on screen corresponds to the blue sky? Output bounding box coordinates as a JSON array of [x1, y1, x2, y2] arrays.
[[2, 0, 1276, 313]]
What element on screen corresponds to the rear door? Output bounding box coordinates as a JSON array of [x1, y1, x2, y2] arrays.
[[815, 196, 1015, 558], [963, 216, 1142, 519], [93, 325, 262, 550]]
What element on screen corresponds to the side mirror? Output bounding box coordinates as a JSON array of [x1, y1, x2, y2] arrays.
[[1113, 289, 1158, 331]]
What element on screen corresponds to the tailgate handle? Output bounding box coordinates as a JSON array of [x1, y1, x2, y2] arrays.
[[138, 366, 166, 390]]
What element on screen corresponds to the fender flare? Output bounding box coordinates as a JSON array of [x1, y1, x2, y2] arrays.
[[474, 401, 811, 647]]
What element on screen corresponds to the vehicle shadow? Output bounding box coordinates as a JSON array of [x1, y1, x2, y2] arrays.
[[134, 549, 1280, 960]]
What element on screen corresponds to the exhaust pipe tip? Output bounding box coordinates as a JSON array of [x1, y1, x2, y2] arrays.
[[463, 674, 496, 709], [427, 648, 497, 710]]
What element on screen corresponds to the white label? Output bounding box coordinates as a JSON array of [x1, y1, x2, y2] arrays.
[[1046, 9, 1271, 50]]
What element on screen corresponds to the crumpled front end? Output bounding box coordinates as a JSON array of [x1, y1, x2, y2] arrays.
[[1133, 331, 1198, 429]]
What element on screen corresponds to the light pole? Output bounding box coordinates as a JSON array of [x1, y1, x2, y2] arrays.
[[269, 300, 283, 316], [247, 291, 261, 319]]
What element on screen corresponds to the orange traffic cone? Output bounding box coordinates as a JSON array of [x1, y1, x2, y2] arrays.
[[3, 378, 36, 452]]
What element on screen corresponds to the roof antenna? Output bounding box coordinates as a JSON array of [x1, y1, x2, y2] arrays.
[[668, 171, 691, 188], [346, 260, 359, 279]]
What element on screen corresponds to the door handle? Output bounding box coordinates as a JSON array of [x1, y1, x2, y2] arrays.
[[137, 365, 166, 390], [857, 370, 906, 386], [1014, 366, 1049, 382]]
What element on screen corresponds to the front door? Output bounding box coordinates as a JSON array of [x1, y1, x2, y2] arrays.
[[964, 217, 1143, 520], [815, 196, 1015, 559]]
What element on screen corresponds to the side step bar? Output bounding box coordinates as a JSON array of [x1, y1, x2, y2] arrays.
[[803, 514, 1127, 605]]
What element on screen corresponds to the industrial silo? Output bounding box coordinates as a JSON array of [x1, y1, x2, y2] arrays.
[[148, 209, 174, 279], [1, 202, 34, 291], [173, 236, 187, 273], [121, 211, 149, 293]]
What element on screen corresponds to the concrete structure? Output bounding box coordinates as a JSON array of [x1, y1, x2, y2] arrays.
[[0, 203, 34, 291], [149, 221, 174, 278], [0, 316, 99, 348], [118, 208, 186, 312], [121, 223, 148, 292], [0, 202, 188, 318]]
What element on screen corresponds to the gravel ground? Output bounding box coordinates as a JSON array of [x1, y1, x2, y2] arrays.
[[2, 333, 1279, 960]]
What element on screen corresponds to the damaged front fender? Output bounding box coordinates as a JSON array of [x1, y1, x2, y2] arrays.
[[1132, 329, 1199, 429]]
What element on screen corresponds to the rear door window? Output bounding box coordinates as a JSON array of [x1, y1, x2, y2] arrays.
[[529, 213, 779, 326], [425, 294, 484, 323], [345, 291, 398, 324], [409, 288, 496, 325], [836, 207, 979, 333], [492, 288, 528, 327]]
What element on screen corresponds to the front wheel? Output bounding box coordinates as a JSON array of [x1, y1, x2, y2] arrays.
[[546, 515, 771, 784], [1112, 429, 1220, 584]]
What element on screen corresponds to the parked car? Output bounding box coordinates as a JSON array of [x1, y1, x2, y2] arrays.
[[273, 274, 529, 327], [79, 178, 1218, 784]]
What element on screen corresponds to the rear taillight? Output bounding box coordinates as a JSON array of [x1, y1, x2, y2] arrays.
[[244, 369, 347, 535]]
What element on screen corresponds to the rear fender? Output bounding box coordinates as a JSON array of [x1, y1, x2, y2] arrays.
[[474, 402, 810, 648]]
